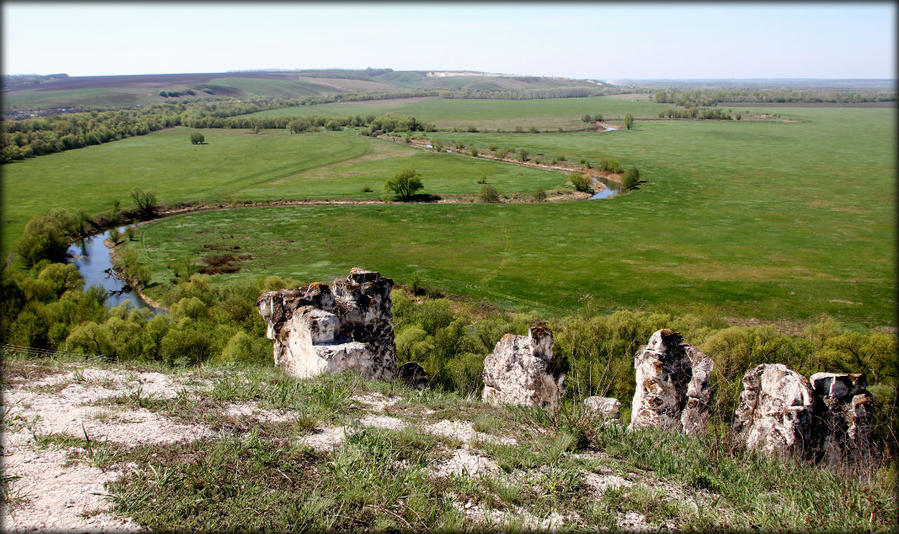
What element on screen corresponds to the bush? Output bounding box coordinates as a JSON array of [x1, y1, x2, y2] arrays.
[[15, 210, 76, 267], [130, 188, 158, 219], [478, 184, 500, 203], [476, 173, 487, 185], [518, 148, 529, 162], [161, 320, 215, 365], [532, 189, 547, 202], [622, 167, 640, 190], [190, 132, 205, 145], [385, 169, 424, 201], [598, 158, 623, 173], [470, 147, 479, 157], [569, 173, 593, 193], [217, 330, 270, 365]]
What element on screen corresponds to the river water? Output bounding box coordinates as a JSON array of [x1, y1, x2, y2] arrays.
[[590, 177, 622, 200], [67, 227, 161, 312]]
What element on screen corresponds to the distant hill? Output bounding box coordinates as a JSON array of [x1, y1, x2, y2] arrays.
[[1, 69, 611, 112], [611, 78, 896, 90]]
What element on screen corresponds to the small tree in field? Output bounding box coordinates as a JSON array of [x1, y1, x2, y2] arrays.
[[190, 133, 205, 145], [624, 113, 634, 130], [131, 188, 158, 219], [385, 169, 423, 201], [478, 184, 500, 203], [569, 172, 593, 193], [622, 167, 641, 190]]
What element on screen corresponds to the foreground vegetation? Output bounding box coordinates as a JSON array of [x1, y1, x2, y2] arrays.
[[3, 218, 896, 461], [3, 353, 895, 531]]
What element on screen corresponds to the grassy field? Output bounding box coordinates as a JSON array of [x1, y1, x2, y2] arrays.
[[127, 106, 895, 327], [1, 127, 566, 250], [244, 95, 670, 130], [4, 100, 894, 326]]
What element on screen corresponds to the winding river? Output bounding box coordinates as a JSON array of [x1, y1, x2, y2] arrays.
[[67, 226, 161, 313], [67, 122, 623, 310]]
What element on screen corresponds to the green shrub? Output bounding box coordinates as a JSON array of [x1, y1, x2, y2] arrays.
[[15, 210, 76, 267], [190, 132, 205, 145], [622, 167, 640, 190], [568, 173, 593, 193], [217, 330, 270, 365], [599, 158, 622, 173], [385, 169, 424, 201], [532, 189, 547, 202], [478, 184, 500, 203], [161, 320, 214, 365]]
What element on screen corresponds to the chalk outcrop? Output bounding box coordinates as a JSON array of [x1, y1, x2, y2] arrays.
[[257, 268, 396, 380], [584, 396, 621, 421], [732, 364, 815, 457], [809, 372, 875, 462], [628, 329, 714, 435], [482, 326, 564, 410], [732, 365, 877, 461]]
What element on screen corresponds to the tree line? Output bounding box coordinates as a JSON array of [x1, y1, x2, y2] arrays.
[[658, 107, 737, 120], [0, 93, 442, 162], [653, 88, 896, 107]]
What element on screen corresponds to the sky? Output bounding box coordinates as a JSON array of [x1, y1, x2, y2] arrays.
[[3, 3, 895, 79]]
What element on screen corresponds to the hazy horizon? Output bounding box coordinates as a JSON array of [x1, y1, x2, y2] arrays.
[[3, 3, 895, 80]]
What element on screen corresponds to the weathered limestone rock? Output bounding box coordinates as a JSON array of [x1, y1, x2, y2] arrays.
[[398, 362, 429, 389], [628, 329, 714, 435], [482, 326, 564, 410], [257, 268, 396, 380], [809, 372, 876, 463], [584, 396, 621, 420], [732, 366, 878, 462], [732, 364, 815, 457]]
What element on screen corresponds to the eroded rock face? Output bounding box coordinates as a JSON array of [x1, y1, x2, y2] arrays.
[[809, 372, 876, 463], [482, 326, 564, 410], [732, 366, 877, 462], [257, 268, 396, 380], [584, 396, 621, 420], [732, 364, 815, 457], [628, 329, 714, 435]]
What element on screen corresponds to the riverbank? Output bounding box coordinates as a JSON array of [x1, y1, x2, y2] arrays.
[[104, 237, 168, 311]]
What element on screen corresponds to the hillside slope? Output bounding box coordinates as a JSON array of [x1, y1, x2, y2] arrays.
[[1, 354, 893, 531], [2, 69, 610, 112]]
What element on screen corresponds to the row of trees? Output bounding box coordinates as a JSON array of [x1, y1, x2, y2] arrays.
[[654, 88, 896, 107], [658, 107, 737, 120]]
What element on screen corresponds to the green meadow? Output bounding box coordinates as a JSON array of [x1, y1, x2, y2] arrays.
[[245, 95, 670, 130], [4, 99, 894, 326], [1, 127, 565, 249], [128, 106, 894, 327]]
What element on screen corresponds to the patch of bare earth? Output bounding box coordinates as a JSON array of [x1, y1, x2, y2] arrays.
[[1, 366, 213, 531], [451, 499, 571, 531], [1, 431, 144, 532], [431, 448, 498, 478], [424, 419, 517, 446], [298, 426, 352, 453]]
